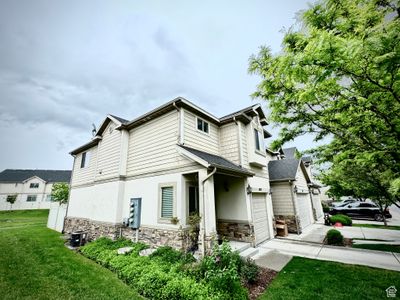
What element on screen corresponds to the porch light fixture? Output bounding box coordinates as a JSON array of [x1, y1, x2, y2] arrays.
[[246, 184, 252, 194], [269, 188, 273, 195], [293, 186, 298, 194]]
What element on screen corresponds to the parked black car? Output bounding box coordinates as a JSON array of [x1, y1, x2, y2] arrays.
[[329, 202, 392, 221]]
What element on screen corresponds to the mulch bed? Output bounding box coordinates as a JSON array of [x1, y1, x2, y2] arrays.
[[243, 267, 278, 300]]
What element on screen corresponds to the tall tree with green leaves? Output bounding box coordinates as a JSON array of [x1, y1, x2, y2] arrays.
[[249, 0, 400, 211], [51, 183, 69, 204]]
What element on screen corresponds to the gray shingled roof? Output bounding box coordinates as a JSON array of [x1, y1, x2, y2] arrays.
[[0, 169, 71, 183], [179, 145, 254, 176], [268, 159, 300, 181], [109, 114, 129, 124]]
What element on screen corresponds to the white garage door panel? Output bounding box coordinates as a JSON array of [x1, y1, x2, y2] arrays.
[[297, 194, 312, 229], [251, 194, 270, 245]]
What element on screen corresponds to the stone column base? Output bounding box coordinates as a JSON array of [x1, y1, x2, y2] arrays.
[[274, 215, 301, 234]]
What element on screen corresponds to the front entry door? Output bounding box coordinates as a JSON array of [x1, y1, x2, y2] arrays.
[[188, 184, 199, 215]]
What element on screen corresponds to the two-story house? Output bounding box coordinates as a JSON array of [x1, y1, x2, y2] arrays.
[[0, 169, 71, 210], [65, 97, 274, 253]]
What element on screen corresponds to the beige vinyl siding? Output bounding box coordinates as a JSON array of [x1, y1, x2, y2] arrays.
[[219, 123, 240, 164], [96, 122, 121, 180], [270, 183, 295, 215], [183, 110, 219, 155], [71, 146, 98, 186], [127, 111, 193, 176]]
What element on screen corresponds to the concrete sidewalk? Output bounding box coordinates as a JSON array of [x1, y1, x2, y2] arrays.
[[283, 222, 400, 244], [254, 239, 400, 272]]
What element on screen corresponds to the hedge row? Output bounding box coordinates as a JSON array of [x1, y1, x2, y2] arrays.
[[80, 238, 256, 300]]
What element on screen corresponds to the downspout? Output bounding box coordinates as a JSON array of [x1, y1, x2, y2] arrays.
[[289, 180, 300, 235], [233, 116, 243, 166], [201, 167, 217, 256], [173, 102, 183, 145]]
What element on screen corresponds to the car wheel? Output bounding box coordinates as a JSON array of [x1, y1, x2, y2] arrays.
[[374, 214, 383, 221]]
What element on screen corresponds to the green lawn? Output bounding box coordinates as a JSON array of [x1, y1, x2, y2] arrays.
[[260, 257, 400, 300], [352, 243, 400, 253], [0, 210, 141, 300], [353, 223, 400, 230]]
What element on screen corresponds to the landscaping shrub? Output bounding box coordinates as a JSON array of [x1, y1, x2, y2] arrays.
[[240, 258, 260, 284], [330, 214, 352, 226], [149, 246, 195, 264], [326, 229, 344, 245], [80, 238, 250, 300]]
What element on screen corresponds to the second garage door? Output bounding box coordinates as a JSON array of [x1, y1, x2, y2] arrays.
[[251, 193, 270, 245], [297, 193, 313, 230]]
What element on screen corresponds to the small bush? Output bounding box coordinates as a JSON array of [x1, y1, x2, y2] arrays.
[[149, 246, 195, 264], [240, 258, 260, 284], [330, 214, 352, 226], [326, 229, 344, 245]]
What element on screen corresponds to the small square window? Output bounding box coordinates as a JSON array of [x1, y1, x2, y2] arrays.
[[46, 195, 53, 202], [27, 195, 37, 202], [30, 183, 39, 188], [80, 151, 90, 168], [197, 118, 209, 134]]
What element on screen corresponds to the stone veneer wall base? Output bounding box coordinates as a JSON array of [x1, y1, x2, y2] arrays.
[[64, 217, 190, 250], [216, 219, 254, 243]]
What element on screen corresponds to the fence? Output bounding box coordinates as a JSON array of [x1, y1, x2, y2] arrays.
[[47, 202, 67, 232]]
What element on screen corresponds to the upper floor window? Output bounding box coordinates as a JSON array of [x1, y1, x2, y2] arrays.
[[254, 129, 261, 151], [26, 195, 37, 202], [197, 118, 209, 134], [30, 183, 39, 188], [80, 151, 90, 168], [254, 129, 265, 152]]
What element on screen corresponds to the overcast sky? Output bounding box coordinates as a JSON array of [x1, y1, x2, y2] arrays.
[[0, 0, 316, 171]]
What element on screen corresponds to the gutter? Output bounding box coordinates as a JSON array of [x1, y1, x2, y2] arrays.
[[289, 180, 300, 235], [200, 167, 217, 256]]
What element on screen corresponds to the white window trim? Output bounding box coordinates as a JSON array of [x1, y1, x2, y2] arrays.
[[195, 117, 210, 135], [158, 182, 177, 224]]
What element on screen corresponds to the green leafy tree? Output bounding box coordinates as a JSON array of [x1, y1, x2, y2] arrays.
[[6, 194, 17, 210], [51, 183, 69, 204], [249, 0, 400, 213]]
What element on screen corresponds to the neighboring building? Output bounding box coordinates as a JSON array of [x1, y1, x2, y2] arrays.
[[0, 169, 72, 211], [65, 97, 274, 253], [267, 148, 323, 233]]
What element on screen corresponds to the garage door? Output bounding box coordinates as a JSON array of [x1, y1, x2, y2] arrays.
[[297, 193, 313, 230], [251, 193, 270, 245], [312, 194, 323, 219]]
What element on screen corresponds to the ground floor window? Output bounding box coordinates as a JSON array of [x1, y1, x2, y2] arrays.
[[161, 186, 174, 218], [46, 194, 53, 202], [26, 195, 37, 202]]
